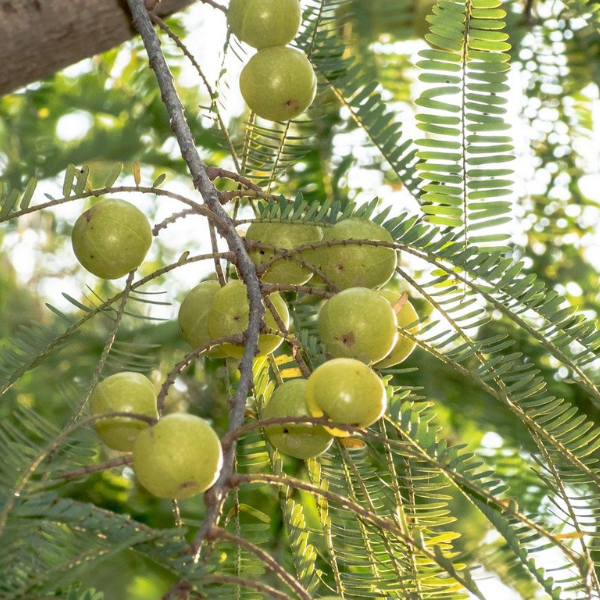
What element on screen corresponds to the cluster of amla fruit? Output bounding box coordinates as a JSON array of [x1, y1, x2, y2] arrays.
[[179, 216, 420, 461], [71, 199, 224, 500], [70, 197, 420, 494], [228, 0, 317, 121]]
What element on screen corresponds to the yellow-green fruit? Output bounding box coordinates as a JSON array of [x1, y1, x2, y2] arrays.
[[133, 413, 223, 499], [227, 0, 301, 49], [306, 358, 387, 437], [374, 291, 419, 368], [263, 379, 333, 459], [178, 280, 229, 358], [246, 221, 323, 285], [311, 217, 396, 290], [90, 372, 158, 452], [240, 46, 317, 122], [207, 280, 290, 358], [318, 287, 398, 364], [71, 198, 152, 279]]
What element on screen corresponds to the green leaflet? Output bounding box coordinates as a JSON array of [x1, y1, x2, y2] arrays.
[[415, 0, 514, 250]]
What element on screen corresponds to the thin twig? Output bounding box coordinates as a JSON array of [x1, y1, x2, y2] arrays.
[[203, 575, 289, 600], [209, 527, 311, 600], [209, 221, 226, 285], [244, 239, 340, 292], [206, 166, 264, 193], [55, 455, 133, 481], [151, 15, 241, 173], [2, 185, 214, 223], [217, 188, 277, 203], [153, 208, 197, 234], [199, 0, 226, 13], [220, 415, 358, 451], [156, 333, 245, 414], [63, 271, 136, 429], [261, 282, 333, 299]]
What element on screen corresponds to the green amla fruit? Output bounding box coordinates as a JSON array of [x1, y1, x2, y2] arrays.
[[262, 379, 333, 459], [71, 198, 152, 279], [90, 372, 158, 452], [318, 287, 398, 364], [310, 217, 396, 290], [178, 280, 229, 358], [306, 358, 387, 437], [374, 290, 419, 368], [133, 413, 223, 499], [227, 0, 301, 49], [240, 46, 317, 122], [207, 280, 290, 358], [246, 220, 323, 285]]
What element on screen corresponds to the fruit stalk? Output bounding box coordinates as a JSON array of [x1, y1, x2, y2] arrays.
[[56, 455, 133, 482], [127, 0, 265, 565]]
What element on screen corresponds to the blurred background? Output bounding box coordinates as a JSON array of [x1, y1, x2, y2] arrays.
[[2, 0, 600, 597]]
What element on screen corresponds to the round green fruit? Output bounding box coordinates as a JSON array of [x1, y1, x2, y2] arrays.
[[374, 291, 419, 368], [227, 0, 301, 49], [246, 220, 323, 285], [90, 372, 158, 452], [71, 198, 152, 279], [207, 280, 290, 358], [133, 413, 223, 499], [240, 46, 317, 122], [262, 379, 333, 459], [311, 217, 396, 290], [318, 287, 398, 363], [306, 358, 387, 437], [178, 280, 229, 358]]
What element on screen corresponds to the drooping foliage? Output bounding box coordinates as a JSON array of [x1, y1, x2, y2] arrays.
[[1, 0, 600, 598]]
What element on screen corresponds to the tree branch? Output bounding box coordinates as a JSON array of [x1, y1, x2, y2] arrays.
[[0, 0, 195, 96], [126, 0, 265, 581]]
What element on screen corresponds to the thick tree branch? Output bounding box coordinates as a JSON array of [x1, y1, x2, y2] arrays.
[[125, 0, 265, 579], [0, 0, 195, 96]]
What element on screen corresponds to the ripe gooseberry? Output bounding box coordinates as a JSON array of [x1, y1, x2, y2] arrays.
[[240, 46, 317, 122], [318, 287, 398, 364], [207, 280, 290, 358], [90, 372, 158, 452], [178, 280, 229, 358], [374, 291, 419, 368], [133, 413, 223, 499], [306, 358, 387, 437], [71, 198, 152, 279], [246, 220, 323, 285], [310, 217, 396, 290], [227, 0, 301, 49], [262, 379, 333, 459]]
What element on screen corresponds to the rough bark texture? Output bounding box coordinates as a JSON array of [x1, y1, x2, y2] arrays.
[[0, 0, 195, 96]]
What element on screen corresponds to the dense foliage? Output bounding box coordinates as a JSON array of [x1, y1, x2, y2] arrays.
[[2, 0, 600, 598]]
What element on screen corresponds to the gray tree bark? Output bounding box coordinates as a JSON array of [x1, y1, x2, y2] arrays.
[[0, 0, 195, 96]]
